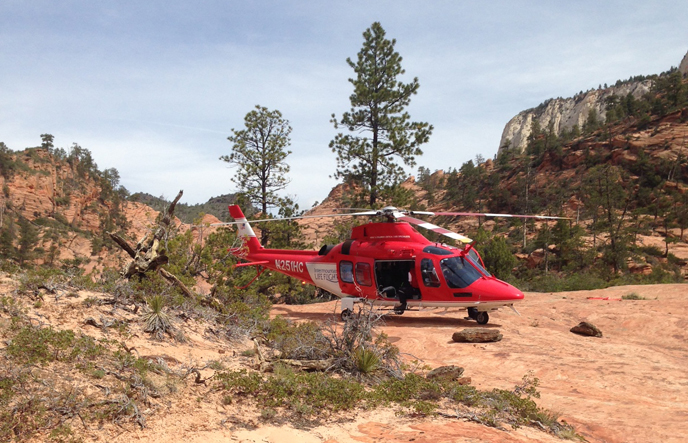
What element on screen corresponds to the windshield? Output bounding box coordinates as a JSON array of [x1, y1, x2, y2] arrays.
[[466, 249, 491, 277], [440, 256, 484, 289]]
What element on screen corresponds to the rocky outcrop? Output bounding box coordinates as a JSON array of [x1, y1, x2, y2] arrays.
[[499, 81, 652, 154], [680, 50, 688, 77], [426, 365, 465, 381]]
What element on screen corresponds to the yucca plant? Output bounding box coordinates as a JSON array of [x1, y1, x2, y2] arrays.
[[353, 346, 380, 374], [142, 295, 172, 339]]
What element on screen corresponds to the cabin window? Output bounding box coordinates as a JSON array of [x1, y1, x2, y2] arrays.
[[355, 262, 372, 286], [420, 258, 441, 287], [339, 261, 354, 283], [440, 256, 483, 288]]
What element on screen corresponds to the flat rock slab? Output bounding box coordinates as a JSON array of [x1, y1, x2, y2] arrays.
[[571, 321, 603, 337], [452, 328, 503, 343]]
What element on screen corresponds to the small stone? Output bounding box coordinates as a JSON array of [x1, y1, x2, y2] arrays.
[[452, 328, 503, 343], [456, 377, 472, 385], [570, 321, 603, 337], [426, 365, 464, 381]]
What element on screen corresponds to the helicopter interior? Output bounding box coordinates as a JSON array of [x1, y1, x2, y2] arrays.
[[375, 260, 421, 300]]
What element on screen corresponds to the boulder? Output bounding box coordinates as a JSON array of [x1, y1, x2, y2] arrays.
[[426, 365, 464, 381], [570, 321, 603, 337], [452, 328, 503, 343]]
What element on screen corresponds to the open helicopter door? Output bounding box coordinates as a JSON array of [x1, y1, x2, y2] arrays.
[[374, 260, 421, 302]]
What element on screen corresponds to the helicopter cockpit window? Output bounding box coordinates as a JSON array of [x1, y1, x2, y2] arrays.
[[422, 245, 453, 256], [339, 261, 354, 284], [355, 262, 372, 286], [440, 256, 483, 289], [420, 258, 441, 287]]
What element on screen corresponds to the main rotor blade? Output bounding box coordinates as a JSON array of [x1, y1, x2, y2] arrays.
[[434, 211, 568, 220], [396, 215, 473, 244], [210, 210, 379, 226]]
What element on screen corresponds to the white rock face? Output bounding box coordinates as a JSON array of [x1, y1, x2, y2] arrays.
[[680, 50, 688, 77], [499, 81, 652, 154]]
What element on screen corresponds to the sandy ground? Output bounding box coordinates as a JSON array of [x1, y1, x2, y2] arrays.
[[271, 284, 688, 443], [9, 280, 688, 443]]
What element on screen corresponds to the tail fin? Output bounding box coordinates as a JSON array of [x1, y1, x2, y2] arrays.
[[228, 205, 262, 252]]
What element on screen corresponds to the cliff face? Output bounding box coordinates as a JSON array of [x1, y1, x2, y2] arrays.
[[0, 148, 159, 272], [680, 50, 688, 77], [499, 80, 652, 154]]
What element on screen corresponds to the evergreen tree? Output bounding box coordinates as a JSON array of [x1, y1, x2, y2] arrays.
[[479, 235, 516, 281], [581, 165, 632, 275], [330, 22, 432, 206], [0, 216, 15, 260], [17, 216, 38, 266], [0, 142, 15, 180], [221, 106, 292, 244]]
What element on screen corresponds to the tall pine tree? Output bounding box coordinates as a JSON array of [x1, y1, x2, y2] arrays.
[[330, 22, 432, 206]]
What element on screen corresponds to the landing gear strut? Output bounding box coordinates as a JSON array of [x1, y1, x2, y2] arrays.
[[467, 307, 489, 325]]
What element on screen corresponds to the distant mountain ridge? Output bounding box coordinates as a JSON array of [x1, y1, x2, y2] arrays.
[[129, 192, 241, 224]]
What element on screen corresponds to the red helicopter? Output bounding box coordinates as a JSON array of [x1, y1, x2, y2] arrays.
[[223, 205, 563, 324]]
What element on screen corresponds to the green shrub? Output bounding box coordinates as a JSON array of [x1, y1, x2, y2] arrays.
[[265, 317, 329, 360], [0, 377, 14, 406], [0, 397, 47, 441], [216, 369, 365, 417], [6, 326, 106, 366]]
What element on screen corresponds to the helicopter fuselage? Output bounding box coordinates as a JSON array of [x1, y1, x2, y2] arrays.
[[228, 205, 524, 323]]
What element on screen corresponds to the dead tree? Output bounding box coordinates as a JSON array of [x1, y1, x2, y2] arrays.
[[109, 190, 193, 298]]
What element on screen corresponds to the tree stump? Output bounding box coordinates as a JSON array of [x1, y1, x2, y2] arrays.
[[108, 190, 193, 298]]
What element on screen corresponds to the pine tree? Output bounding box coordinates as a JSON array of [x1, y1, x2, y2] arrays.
[[221, 106, 292, 245], [330, 22, 432, 206]]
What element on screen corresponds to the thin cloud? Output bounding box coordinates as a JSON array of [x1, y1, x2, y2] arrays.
[[1, 1, 686, 207]]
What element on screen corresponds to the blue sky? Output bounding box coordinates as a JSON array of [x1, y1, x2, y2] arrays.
[[1, 1, 687, 208]]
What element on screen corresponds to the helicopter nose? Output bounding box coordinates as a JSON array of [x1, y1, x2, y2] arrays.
[[475, 278, 524, 302]]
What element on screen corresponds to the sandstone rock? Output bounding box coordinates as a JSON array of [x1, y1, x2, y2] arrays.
[[456, 377, 472, 385], [570, 321, 603, 337], [426, 365, 464, 381], [499, 80, 653, 154], [680, 50, 688, 77], [527, 249, 545, 268], [452, 328, 503, 343]]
